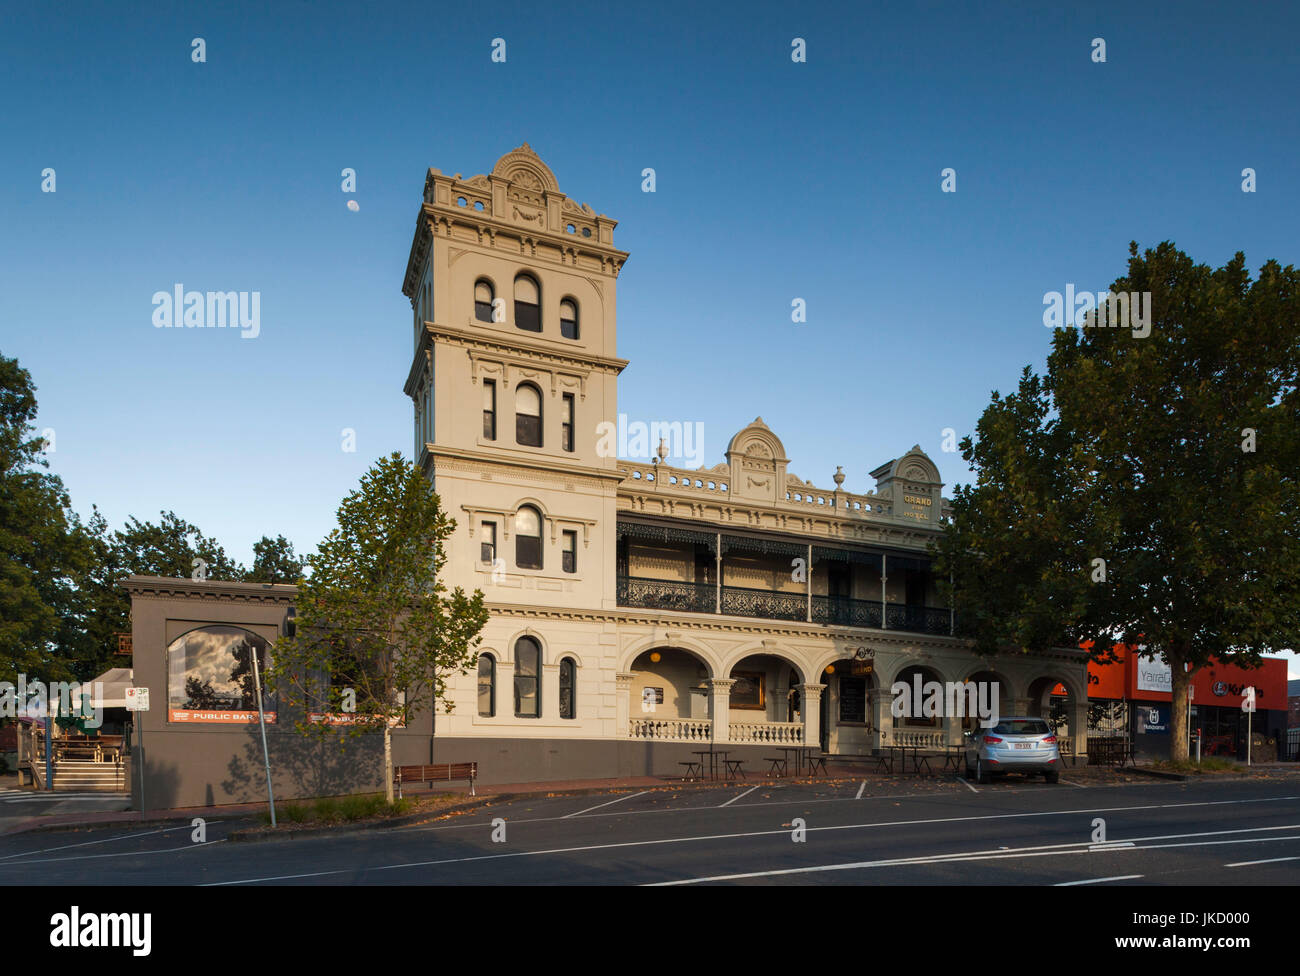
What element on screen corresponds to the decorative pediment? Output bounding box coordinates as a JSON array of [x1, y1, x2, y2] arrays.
[[491, 143, 561, 193]]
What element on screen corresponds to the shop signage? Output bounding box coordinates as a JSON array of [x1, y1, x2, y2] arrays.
[[1136, 655, 1172, 693]]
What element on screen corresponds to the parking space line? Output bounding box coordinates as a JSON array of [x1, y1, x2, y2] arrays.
[[1054, 875, 1143, 886], [855, 781, 867, 800], [1059, 778, 1086, 788], [1225, 855, 1300, 867], [562, 791, 647, 819], [0, 823, 200, 860], [0, 840, 227, 868], [719, 786, 758, 808], [957, 777, 978, 793], [208, 799, 1300, 886]]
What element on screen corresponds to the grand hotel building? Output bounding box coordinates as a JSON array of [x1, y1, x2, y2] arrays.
[[398, 144, 1091, 782]]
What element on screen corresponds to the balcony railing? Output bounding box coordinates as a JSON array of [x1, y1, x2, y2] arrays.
[[720, 584, 805, 622], [886, 603, 951, 634], [811, 594, 883, 629], [617, 575, 715, 614], [615, 575, 953, 635]]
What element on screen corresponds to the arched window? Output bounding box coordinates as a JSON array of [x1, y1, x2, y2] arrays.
[[514, 274, 541, 332], [515, 505, 542, 570], [477, 654, 496, 717], [474, 279, 495, 323], [514, 637, 541, 717], [560, 298, 579, 340], [166, 626, 275, 723], [515, 383, 542, 447], [559, 657, 576, 719]]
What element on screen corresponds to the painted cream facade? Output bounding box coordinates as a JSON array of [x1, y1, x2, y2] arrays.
[[401, 145, 1090, 779]]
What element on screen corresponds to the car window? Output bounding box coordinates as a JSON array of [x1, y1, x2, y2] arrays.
[[990, 719, 1051, 735]]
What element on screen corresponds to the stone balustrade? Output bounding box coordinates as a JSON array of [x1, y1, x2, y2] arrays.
[[730, 722, 805, 745], [628, 717, 713, 741]]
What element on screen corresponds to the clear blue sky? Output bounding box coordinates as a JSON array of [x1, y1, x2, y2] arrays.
[[2, 2, 1296, 669]]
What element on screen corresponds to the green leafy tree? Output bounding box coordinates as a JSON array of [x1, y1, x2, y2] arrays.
[[937, 243, 1300, 760], [269, 452, 489, 801], [73, 510, 248, 678], [0, 354, 92, 685], [249, 534, 304, 583]]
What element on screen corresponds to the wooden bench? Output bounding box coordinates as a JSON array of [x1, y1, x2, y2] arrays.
[[394, 762, 478, 798]]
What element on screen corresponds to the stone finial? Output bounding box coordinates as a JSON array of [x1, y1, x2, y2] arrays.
[[833, 466, 845, 487]]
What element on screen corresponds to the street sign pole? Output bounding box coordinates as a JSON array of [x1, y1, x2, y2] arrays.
[[250, 648, 276, 827], [1243, 686, 1256, 767], [138, 716, 146, 812], [125, 686, 150, 812]]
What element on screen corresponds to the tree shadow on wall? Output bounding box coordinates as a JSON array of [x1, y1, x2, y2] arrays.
[[222, 724, 386, 802]]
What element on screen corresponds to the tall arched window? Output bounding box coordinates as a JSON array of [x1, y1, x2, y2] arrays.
[[514, 274, 541, 332], [515, 505, 542, 570], [477, 653, 496, 717], [559, 298, 579, 340], [474, 279, 495, 323], [515, 383, 542, 447], [514, 637, 541, 718], [166, 626, 275, 723], [559, 657, 576, 719]]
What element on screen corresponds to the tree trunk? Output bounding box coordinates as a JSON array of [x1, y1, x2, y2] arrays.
[[383, 723, 394, 804], [1168, 646, 1192, 763]]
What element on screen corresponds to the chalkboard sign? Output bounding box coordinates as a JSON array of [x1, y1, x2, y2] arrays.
[[838, 675, 867, 723]]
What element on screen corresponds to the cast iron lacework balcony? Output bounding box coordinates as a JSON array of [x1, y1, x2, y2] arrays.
[[616, 576, 714, 614], [720, 584, 805, 622], [616, 575, 954, 635]]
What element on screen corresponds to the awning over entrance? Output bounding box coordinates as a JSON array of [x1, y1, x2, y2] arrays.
[[88, 667, 134, 709]]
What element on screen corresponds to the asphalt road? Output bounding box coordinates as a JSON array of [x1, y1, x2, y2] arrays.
[[2, 774, 1299, 886]]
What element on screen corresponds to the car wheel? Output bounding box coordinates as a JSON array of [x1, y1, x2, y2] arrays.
[[1045, 771, 1060, 784], [976, 759, 990, 785]]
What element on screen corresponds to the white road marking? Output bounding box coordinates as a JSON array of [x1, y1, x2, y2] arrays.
[[1225, 855, 1300, 867], [855, 781, 867, 800], [652, 830, 1300, 885], [1055, 875, 1143, 886], [561, 791, 647, 819], [0, 840, 226, 868], [1059, 779, 1086, 788], [0, 823, 199, 861], [719, 786, 758, 808], [202, 807, 1300, 886], [404, 789, 1300, 838], [957, 777, 978, 794]]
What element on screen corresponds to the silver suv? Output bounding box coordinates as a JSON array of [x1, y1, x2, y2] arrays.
[[964, 717, 1061, 784]]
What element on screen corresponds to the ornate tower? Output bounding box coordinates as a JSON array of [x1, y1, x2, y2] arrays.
[[400, 144, 630, 619]]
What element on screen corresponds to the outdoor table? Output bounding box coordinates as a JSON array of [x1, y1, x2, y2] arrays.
[[779, 746, 813, 776], [885, 744, 930, 774], [692, 749, 729, 781], [941, 745, 964, 772]]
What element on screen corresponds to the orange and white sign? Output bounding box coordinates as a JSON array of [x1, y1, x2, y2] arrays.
[[168, 709, 278, 724]]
